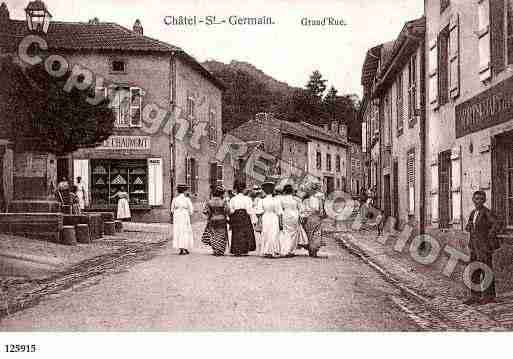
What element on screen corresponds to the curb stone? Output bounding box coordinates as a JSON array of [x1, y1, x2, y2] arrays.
[[334, 232, 506, 331]]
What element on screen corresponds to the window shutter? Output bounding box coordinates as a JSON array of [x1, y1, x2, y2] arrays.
[[429, 40, 439, 105], [148, 158, 163, 206], [449, 13, 460, 98], [194, 160, 199, 194], [438, 29, 450, 106], [430, 157, 439, 222], [185, 156, 190, 187], [73, 159, 89, 206], [396, 72, 404, 131], [450, 147, 462, 224], [490, 0, 506, 76], [478, 0, 492, 81], [508, 0, 513, 64], [407, 150, 416, 215]]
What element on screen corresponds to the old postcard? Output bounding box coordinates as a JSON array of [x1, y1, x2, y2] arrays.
[[1, 0, 512, 356]]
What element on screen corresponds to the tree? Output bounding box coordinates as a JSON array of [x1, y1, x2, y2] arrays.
[[323, 86, 338, 119], [0, 56, 115, 155], [305, 70, 327, 98]]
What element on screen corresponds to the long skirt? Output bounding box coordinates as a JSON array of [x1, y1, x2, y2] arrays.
[[279, 210, 307, 256], [303, 215, 324, 252], [202, 220, 229, 256], [117, 198, 131, 219], [230, 209, 256, 255], [172, 209, 194, 250], [261, 212, 281, 256]]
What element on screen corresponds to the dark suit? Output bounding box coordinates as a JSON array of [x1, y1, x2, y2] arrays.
[[465, 206, 500, 298]]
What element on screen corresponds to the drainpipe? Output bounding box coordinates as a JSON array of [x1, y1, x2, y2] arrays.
[[170, 53, 177, 214], [419, 39, 427, 235]]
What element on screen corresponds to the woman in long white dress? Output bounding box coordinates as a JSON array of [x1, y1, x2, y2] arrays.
[[171, 184, 194, 255], [75, 176, 87, 210], [110, 186, 131, 221], [256, 182, 283, 258], [279, 184, 308, 257]]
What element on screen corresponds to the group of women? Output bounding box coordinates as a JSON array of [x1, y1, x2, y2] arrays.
[[171, 181, 326, 258]]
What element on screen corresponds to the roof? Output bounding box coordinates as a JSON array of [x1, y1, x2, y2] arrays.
[[1, 19, 225, 90], [295, 121, 348, 147], [377, 17, 426, 80], [360, 44, 382, 87], [229, 116, 348, 148]]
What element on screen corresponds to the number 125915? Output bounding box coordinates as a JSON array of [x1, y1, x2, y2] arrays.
[[4, 344, 37, 353]]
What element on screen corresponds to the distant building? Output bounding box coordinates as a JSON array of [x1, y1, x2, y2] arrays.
[[229, 113, 349, 194]]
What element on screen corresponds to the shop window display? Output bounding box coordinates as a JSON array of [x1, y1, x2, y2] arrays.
[[91, 159, 148, 208]]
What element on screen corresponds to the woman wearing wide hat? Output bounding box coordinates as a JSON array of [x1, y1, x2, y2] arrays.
[[300, 182, 325, 257], [256, 181, 283, 257], [201, 186, 230, 256], [228, 180, 256, 256], [171, 184, 194, 255]]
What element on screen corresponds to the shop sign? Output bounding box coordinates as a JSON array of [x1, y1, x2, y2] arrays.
[[455, 76, 513, 138], [98, 136, 151, 151]]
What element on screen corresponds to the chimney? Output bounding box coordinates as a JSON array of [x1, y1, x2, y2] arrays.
[[0, 2, 9, 23], [133, 19, 143, 35], [88, 17, 100, 24], [323, 124, 329, 132]]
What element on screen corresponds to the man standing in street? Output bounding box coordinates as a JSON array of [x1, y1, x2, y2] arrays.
[[464, 191, 500, 305]]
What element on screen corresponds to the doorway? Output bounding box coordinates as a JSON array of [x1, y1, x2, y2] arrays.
[[57, 158, 70, 183], [325, 176, 335, 195], [393, 160, 399, 220], [492, 131, 513, 230], [384, 174, 391, 217]]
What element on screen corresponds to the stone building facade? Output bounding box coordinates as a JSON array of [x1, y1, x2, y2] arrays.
[[0, 2, 227, 222], [425, 0, 513, 235], [229, 113, 348, 193]]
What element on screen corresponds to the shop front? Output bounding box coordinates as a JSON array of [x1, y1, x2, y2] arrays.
[[72, 135, 169, 222], [455, 74, 513, 233]]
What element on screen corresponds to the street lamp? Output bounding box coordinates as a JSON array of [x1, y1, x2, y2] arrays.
[[25, 0, 52, 34]]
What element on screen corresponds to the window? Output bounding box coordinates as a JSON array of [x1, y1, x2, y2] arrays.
[[407, 150, 416, 215], [396, 71, 404, 133], [130, 88, 142, 127], [336, 155, 341, 172], [336, 178, 340, 189], [478, 0, 491, 81], [111, 60, 126, 73], [208, 109, 217, 142], [449, 14, 460, 98], [441, 0, 450, 13], [316, 151, 322, 170], [429, 40, 438, 106], [185, 157, 198, 194], [106, 86, 142, 128], [186, 94, 195, 121], [90, 159, 149, 207], [326, 153, 332, 171]]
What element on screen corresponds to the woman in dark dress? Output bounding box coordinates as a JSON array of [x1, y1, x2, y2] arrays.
[[228, 181, 256, 256], [201, 186, 230, 256]]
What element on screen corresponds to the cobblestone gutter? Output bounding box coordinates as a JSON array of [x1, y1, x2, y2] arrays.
[[0, 238, 168, 320], [332, 231, 506, 331]]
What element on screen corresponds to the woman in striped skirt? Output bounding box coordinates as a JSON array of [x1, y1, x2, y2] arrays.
[[201, 186, 230, 256]]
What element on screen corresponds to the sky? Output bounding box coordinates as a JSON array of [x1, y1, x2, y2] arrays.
[[6, 0, 424, 98]]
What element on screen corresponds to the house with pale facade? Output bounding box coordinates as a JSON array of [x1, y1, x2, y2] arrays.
[[0, 0, 227, 222]]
